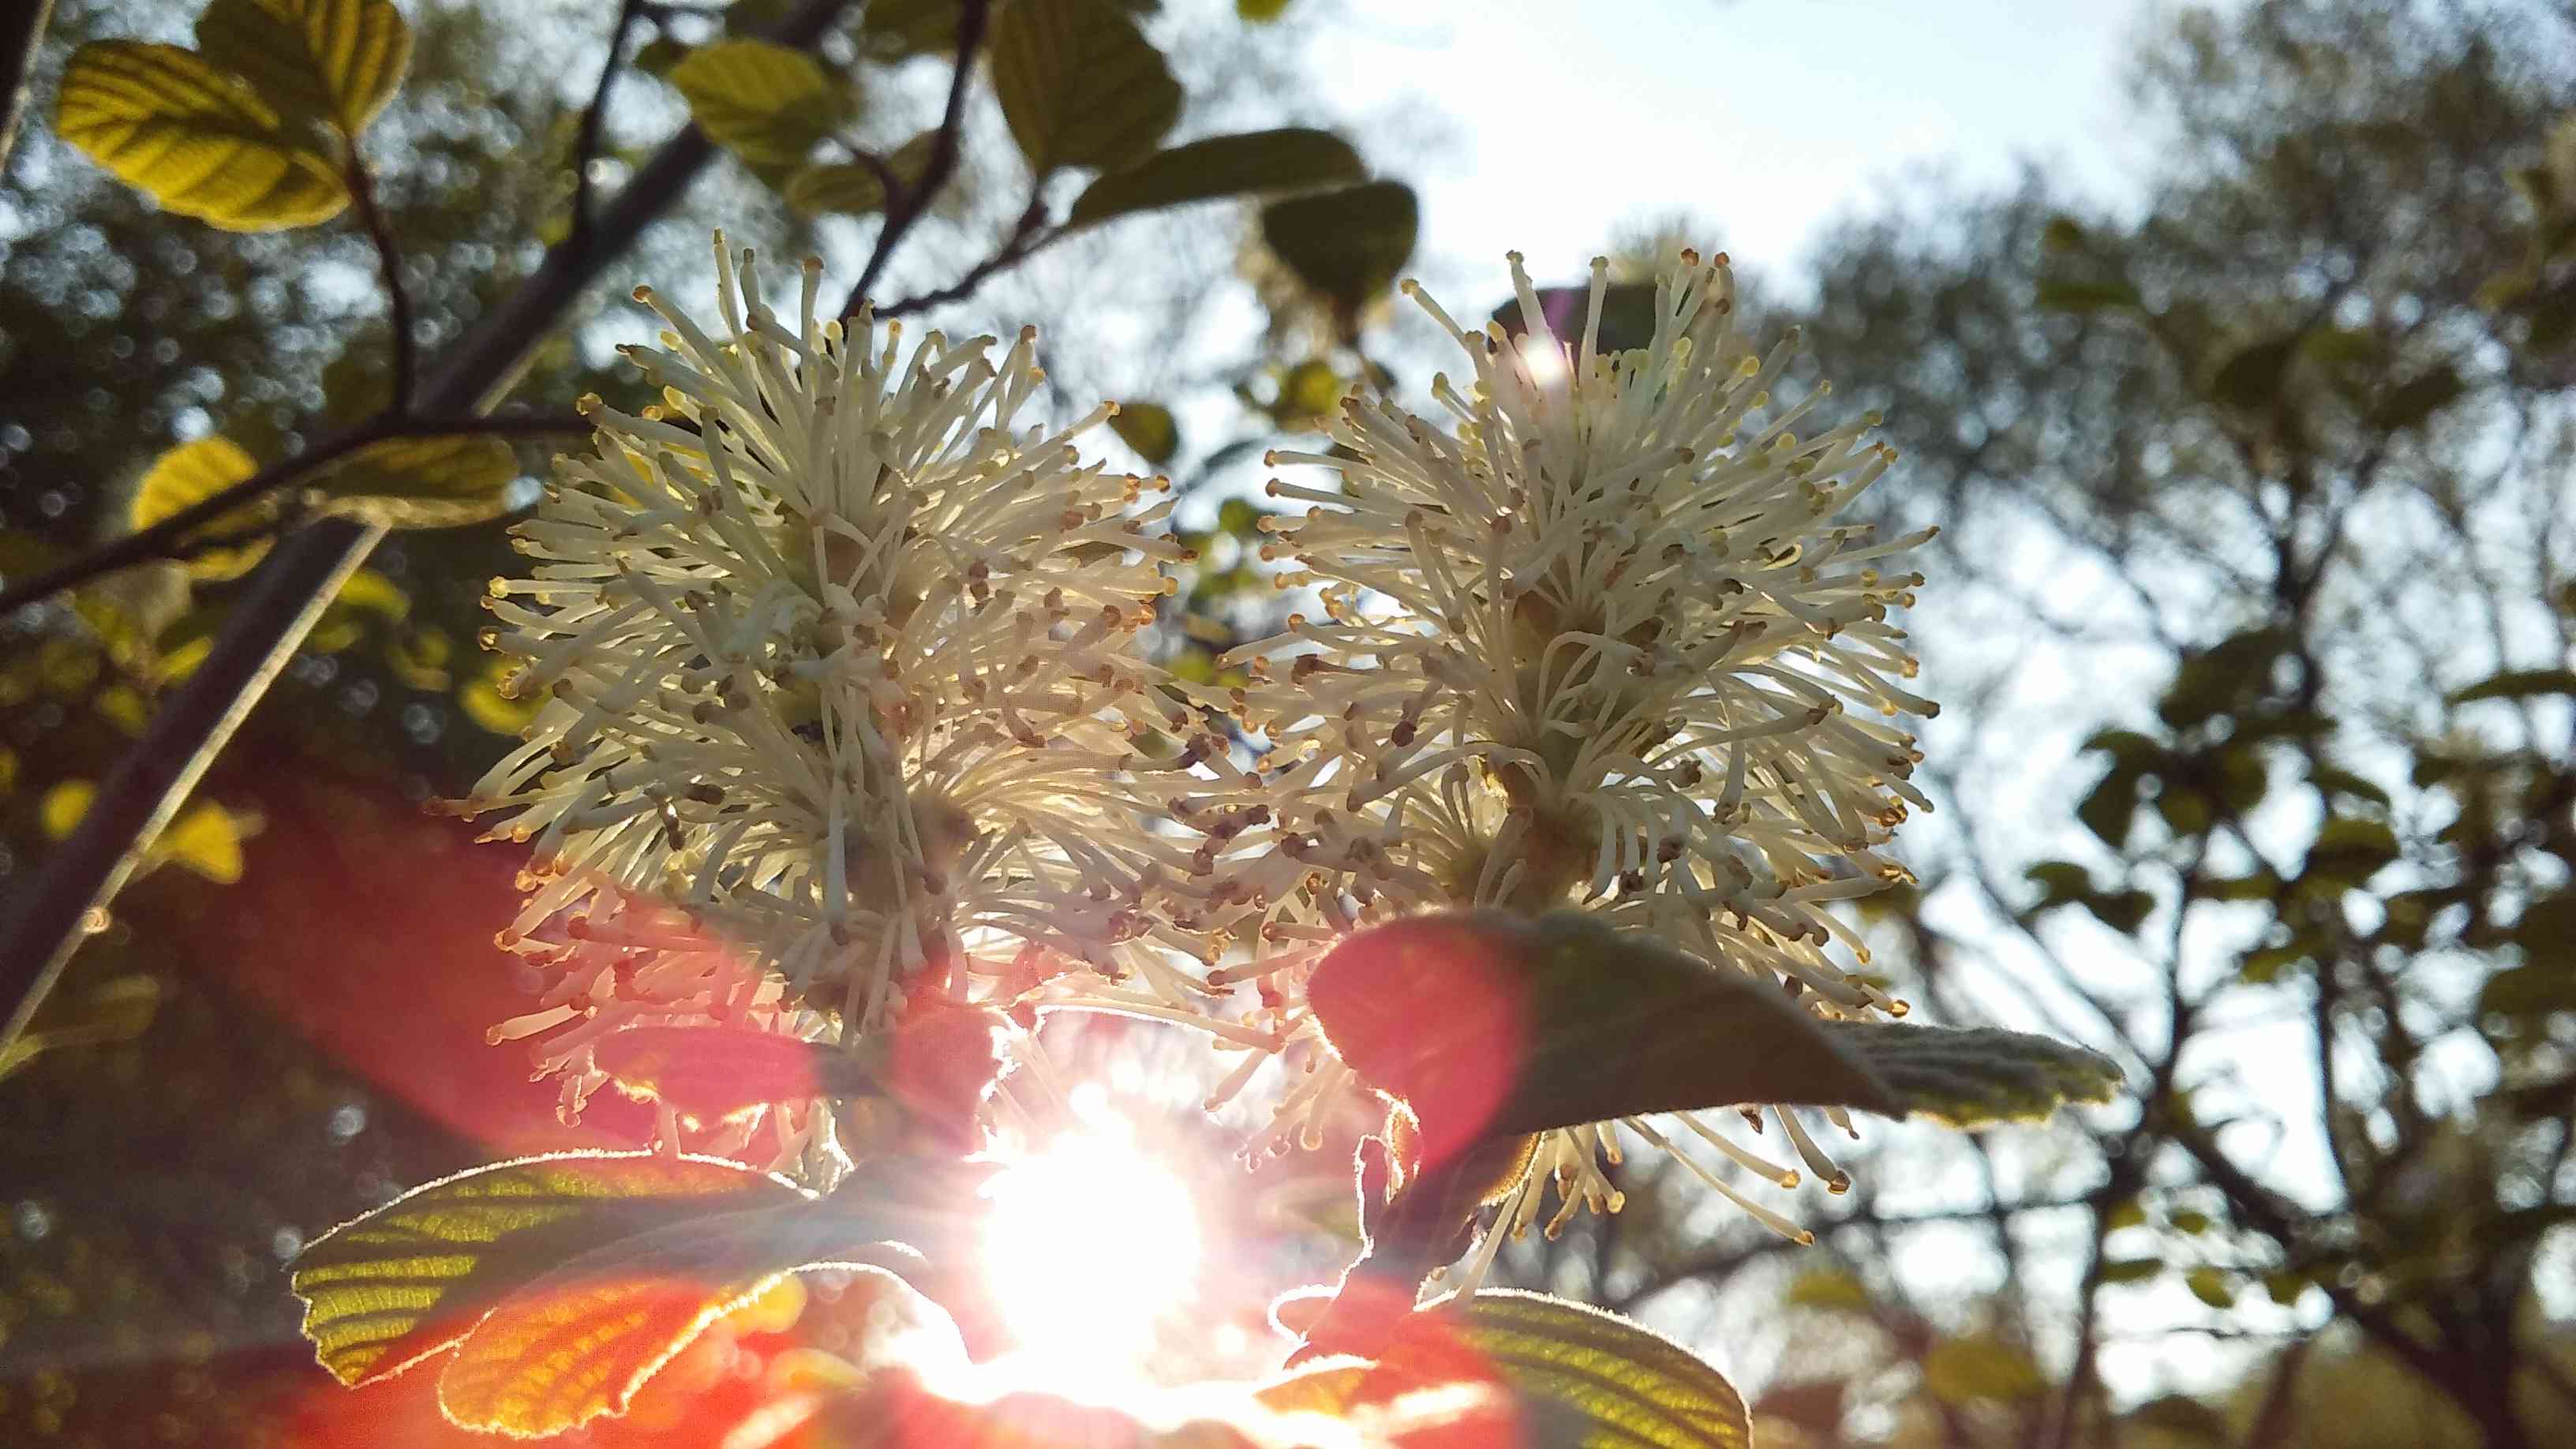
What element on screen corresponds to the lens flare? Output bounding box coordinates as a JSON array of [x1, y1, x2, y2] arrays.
[[980, 1103, 1201, 1386]]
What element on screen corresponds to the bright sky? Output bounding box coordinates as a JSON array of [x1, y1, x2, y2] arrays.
[[1312, 0, 2170, 285]]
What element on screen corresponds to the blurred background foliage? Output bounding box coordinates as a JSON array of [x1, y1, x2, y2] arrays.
[[2, 0, 2574, 1445]]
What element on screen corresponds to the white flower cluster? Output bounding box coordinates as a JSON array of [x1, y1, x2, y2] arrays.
[[1181, 250, 1935, 1260], [459, 237, 1932, 1263], [459, 236, 1214, 1132]]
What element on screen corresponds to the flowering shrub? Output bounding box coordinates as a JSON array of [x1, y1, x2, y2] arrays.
[[287, 243, 2114, 1444]]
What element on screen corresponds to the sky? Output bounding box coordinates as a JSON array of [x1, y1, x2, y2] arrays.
[[1312, 0, 2176, 288]]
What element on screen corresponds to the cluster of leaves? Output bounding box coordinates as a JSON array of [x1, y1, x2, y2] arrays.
[[283, 908, 2116, 1443]]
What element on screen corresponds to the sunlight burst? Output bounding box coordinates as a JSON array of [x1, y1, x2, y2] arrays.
[[982, 1106, 1202, 1383]]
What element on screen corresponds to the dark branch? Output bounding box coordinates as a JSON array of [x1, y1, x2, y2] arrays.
[[0, 0, 54, 166], [0, 415, 583, 620], [342, 155, 417, 411], [840, 0, 992, 318], [881, 197, 1058, 319], [569, 0, 649, 251]]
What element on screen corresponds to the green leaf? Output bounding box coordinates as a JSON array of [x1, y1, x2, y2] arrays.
[[2099, 1256, 2163, 1283], [667, 40, 839, 170], [989, 0, 1179, 174], [196, 0, 412, 136], [856, 0, 968, 59], [2368, 363, 2464, 432], [290, 1151, 811, 1391], [1784, 1268, 1871, 1312], [130, 436, 275, 581], [1108, 401, 1179, 466], [2183, 1266, 2236, 1309], [2080, 887, 2156, 934], [2024, 859, 2094, 907], [1923, 1335, 2048, 1405], [55, 41, 348, 230], [1066, 127, 1365, 229], [2035, 277, 2141, 313], [1387, 1290, 1752, 1449], [305, 434, 522, 528], [2078, 762, 2145, 848], [2208, 332, 2301, 410], [2040, 215, 2088, 252], [2448, 668, 2576, 705], [1238, 0, 1295, 20], [2481, 964, 2576, 1021], [783, 131, 935, 217], [1825, 1021, 2124, 1126], [631, 36, 690, 80], [1303, 912, 1900, 1166], [2308, 762, 2391, 807], [2303, 817, 2400, 886], [1261, 180, 1419, 311]]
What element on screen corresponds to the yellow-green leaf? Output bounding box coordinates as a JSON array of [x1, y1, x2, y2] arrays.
[[989, 0, 1179, 174], [1108, 401, 1178, 466], [1389, 1290, 1752, 1449], [196, 0, 412, 135], [459, 657, 538, 735], [39, 779, 96, 841], [130, 436, 275, 580], [55, 41, 347, 230], [1784, 1268, 1871, 1312], [289, 1151, 809, 1390], [1066, 127, 1365, 229], [433, 1208, 919, 1436], [305, 434, 522, 528], [159, 798, 250, 883], [666, 39, 838, 170], [2184, 1266, 2237, 1309]]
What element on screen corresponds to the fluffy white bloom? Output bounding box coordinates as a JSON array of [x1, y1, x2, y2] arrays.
[[1186, 249, 1936, 1262], [459, 236, 1210, 1127]]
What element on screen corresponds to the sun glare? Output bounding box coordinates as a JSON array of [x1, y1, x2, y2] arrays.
[[981, 1097, 1203, 1386]]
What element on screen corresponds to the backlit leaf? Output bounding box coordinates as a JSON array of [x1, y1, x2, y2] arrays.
[[1825, 1021, 2124, 1126], [433, 1203, 921, 1436], [1305, 912, 1899, 1167], [1376, 1290, 1752, 1449], [196, 0, 412, 135], [667, 40, 839, 170], [1066, 127, 1365, 229], [130, 436, 274, 580], [990, 0, 1179, 174], [289, 1151, 807, 1390], [306, 433, 522, 527], [592, 1023, 870, 1125], [1262, 181, 1418, 311], [56, 41, 347, 230]]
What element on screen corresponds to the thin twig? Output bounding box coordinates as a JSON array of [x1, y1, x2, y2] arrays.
[[841, 0, 992, 318], [569, 0, 649, 251], [342, 155, 416, 411], [881, 197, 1058, 319], [0, 415, 586, 620]]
